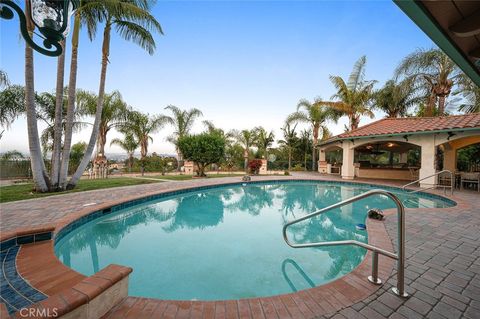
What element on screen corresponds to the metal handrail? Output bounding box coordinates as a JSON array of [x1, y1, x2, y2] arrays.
[[282, 189, 408, 297], [402, 169, 454, 195]]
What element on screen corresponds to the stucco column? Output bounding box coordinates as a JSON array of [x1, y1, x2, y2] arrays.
[[443, 147, 456, 172], [319, 148, 326, 161], [419, 140, 436, 187], [341, 141, 355, 180], [399, 152, 408, 164]]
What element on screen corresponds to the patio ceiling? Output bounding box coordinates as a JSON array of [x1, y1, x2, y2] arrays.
[[394, 0, 480, 87]]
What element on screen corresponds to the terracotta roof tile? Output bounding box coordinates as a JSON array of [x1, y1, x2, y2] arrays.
[[335, 113, 480, 139]]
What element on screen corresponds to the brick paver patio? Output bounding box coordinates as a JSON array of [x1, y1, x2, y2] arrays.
[[1, 173, 479, 318]]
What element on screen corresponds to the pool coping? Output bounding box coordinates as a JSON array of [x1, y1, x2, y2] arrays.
[[1, 177, 471, 318]]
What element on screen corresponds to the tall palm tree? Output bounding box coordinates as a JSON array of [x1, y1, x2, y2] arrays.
[[297, 129, 312, 171], [121, 110, 165, 175], [60, 2, 87, 189], [254, 126, 275, 160], [373, 79, 421, 118], [323, 56, 375, 131], [50, 41, 67, 189], [67, 0, 162, 189], [233, 129, 256, 173], [278, 123, 298, 172], [287, 98, 336, 171], [162, 105, 203, 170], [394, 48, 461, 116], [24, 3, 50, 191], [78, 90, 128, 158], [110, 133, 138, 172]]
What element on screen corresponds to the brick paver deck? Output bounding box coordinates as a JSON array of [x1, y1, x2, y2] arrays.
[[1, 173, 479, 318]]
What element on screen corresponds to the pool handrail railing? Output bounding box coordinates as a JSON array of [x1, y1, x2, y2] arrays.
[[282, 189, 408, 298]]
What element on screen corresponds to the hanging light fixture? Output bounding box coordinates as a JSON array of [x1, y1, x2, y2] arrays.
[[0, 0, 79, 57]]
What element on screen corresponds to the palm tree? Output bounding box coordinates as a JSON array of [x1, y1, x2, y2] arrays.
[[78, 90, 128, 158], [121, 110, 165, 176], [60, 2, 88, 189], [297, 129, 312, 171], [254, 127, 275, 160], [233, 129, 256, 173], [287, 98, 336, 171], [278, 122, 298, 171], [24, 3, 50, 191], [323, 56, 375, 131], [67, 0, 162, 189], [455, 75, 480, 114], [373, 79, 421, 118], [0, 85, 27, 139], [394, 48, 461, 116], [35, 91, 88, 155], [110, 133, 138, 172], [50, 41, 67, 189], [162, 105, 203, 170]]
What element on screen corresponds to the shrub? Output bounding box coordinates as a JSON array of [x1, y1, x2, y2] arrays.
[[178, 132, 226, 177], [248, 159, 263, 175]]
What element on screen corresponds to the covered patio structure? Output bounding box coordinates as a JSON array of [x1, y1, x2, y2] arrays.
[[318, 114, 480, 188]]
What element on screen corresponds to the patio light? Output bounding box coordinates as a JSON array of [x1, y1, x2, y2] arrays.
[[0, 0, 79, 57]]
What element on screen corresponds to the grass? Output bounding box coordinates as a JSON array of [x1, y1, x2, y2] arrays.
[[0, 177, 162, 203], [148, 173, 245, 180]]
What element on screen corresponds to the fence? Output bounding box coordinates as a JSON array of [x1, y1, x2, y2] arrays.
[[0, 159, 32, 179], [268, 160, 314, 171]]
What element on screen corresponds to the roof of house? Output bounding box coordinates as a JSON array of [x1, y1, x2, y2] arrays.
[[319, 113, 480, 146]]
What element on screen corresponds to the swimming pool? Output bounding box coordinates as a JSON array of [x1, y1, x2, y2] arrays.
[[54, 180, 453, 300]]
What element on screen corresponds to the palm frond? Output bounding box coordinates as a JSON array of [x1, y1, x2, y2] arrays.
[[114, 20, 156, 55]]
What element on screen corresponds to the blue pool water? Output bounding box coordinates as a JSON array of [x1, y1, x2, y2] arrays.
[[55, 181, 453, 300]]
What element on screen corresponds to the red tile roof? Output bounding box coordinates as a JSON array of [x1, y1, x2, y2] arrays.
[[326, 113, 480, 141]]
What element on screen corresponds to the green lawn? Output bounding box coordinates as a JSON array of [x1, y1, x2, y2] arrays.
[[148, 173, 245, 180], [0, 177, 162, 203]]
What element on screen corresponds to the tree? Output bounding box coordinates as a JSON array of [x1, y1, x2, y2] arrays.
[[455, 75, 480, 114], [24, 2, 50, 192], [50, 41, 67, 188], [78, 90, 128, 157], [278, 122, 298, 171], [35, 91, 88, 155], [110, 133, 138, 172], [233, 129, 256, 173], [121, 110, 165, 176], [287, 98, 336, 171], [297, 129, 312, 171], [178, 132, 226, 177], [373, 79, 421, 118], [162, 105, 203, 170], [0, 150, 24, 161], [69, 142, 87, 174], [0, 85, 27, 139], [68, 0, 163, 189], [323, 56, 375, 131], [394, 48, 461, 116], [254, 127, 275, 159]]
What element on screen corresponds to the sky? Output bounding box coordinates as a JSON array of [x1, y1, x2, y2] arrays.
[[0, 0, 436, 156]]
